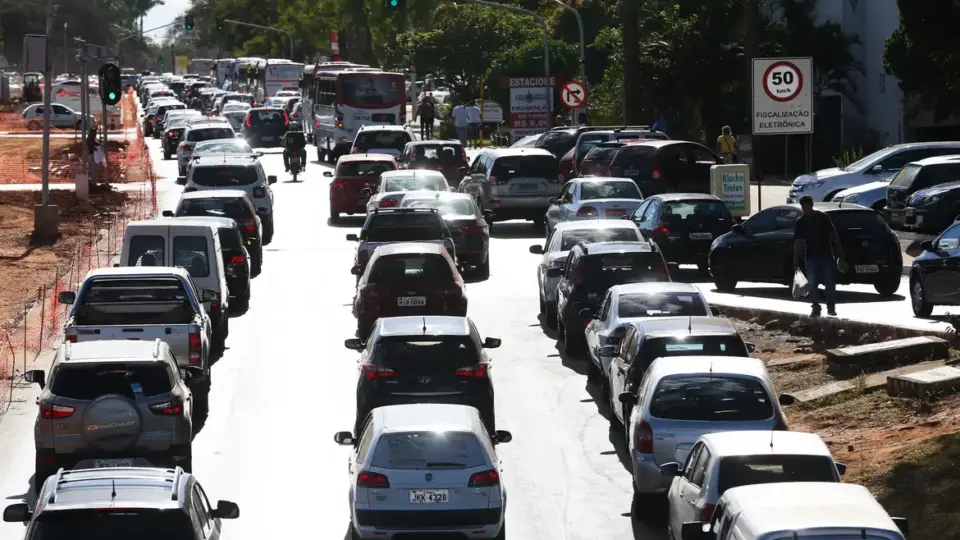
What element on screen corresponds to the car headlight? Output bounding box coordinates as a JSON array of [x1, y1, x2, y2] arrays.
[[795, 181, 824, 190], [840, 193, 859, 203]]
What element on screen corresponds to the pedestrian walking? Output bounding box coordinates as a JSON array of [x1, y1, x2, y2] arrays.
[[554, 114, 566, 127], [716, 125, 739, 163], [417, 94, 436, 140], [451, 101, 469, 147], [794, 194, 846, 317], [467, 102, 481, 147]]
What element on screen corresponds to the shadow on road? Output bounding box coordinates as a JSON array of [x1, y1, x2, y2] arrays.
[[490, 222, 543, 240], [328, 216, 365, 228], [713, 286, 903, 304]]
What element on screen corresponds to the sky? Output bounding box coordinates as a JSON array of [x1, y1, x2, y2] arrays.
[[142, 0, 191, 34]]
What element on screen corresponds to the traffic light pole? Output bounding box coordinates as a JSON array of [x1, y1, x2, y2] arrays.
[[222, 19, 294, 60]]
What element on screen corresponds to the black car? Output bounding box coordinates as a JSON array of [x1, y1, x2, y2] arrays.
[[608, 140, 724, 196], [909, 222, 960, 317], [243, 108, 289, 147], [344, 315, 500, 435], [708, 202, 902, 296], [550, 241, 671, 353], [397, 192, 492, 278], [628, 193, 734, 272], [179, 218, 252, 311], [900, 181, 960, 233], [161, 118, 195, 160], [165, 190, 264, 275], [168, 80, 187, 99], [885, 156, 960, 230]]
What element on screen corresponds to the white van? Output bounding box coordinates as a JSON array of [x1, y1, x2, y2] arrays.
[[681, 482, 908, 540], [119, 218, 230, 345]]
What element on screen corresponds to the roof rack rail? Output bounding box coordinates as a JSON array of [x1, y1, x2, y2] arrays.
[[63, 341, 71, 361], [152, 338, 162, 358], [171, 467, 183, 500]]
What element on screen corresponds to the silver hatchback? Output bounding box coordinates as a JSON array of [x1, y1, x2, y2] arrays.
[[459, 148, 562, 228], [335, 404, 512, 539]]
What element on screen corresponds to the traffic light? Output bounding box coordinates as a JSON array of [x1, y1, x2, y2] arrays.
[[158, 57, 164, 68], [216, 17, 224, 31], [184, 14, 194, 31], [385, 0, 403, 8], [98, 63, 122, 105]]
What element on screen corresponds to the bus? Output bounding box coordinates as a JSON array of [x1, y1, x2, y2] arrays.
[[188, 58, 216, 77], [215, 58, 237, 87], [252, 59, 304, 103], [302, 68, 406, 162]]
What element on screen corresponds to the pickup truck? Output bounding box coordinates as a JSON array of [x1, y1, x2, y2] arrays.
[[346, 208, 457, 280], [57, 266, 215, 391]]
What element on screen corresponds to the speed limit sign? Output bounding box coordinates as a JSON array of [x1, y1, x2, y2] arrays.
[[752, 57, 813, 135]]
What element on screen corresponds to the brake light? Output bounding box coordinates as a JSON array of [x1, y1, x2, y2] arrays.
[[210, 299, 220, 312], [489, 175, 497, 184], [555, 173, 564, 183], [291, 152, 297, 157], [331, 180, 345, 189], [468, 470, 500, 487], [656, 226, 670, 235], [357, 471, 390, 488], [253, 187, 266, 198], [188, 331, 202, 364], [379, 198, 397, 207], [456, 362, 489, 377], [633, 420, 653, 453], [147, 117, 153, 123], [652, 164, 662, 180], [66, 335, 77, 343], [361, 363, 397, 380], [168, 131, 175, 137], [245, 115, 252, 127], [461, 151, 468, 162], [230, 255, 245, 264], [774, 418, 789, 431], [351, 147, 359, 154], [40, 403, 74, 419], [243, 220, 257, 233], [699, 503, 716, 521], [458, 224, 483, 234], [283, 112, 290, 126], [577, 206, 598, 217], [149, 398, 183, 416]]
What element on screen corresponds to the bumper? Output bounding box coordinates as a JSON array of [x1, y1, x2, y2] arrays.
[[352, 508, 503, 539], [358, 305, 468, 333], [484, 195, 553, 220], [455, 247, 487, 266], [897, 206, 950, 232], [331, 194, 369, 214], [632, 452, 672, 494], [787, 183, 829, 203]]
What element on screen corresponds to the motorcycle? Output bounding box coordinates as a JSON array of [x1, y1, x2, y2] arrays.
[[289, 151, 302, 182]]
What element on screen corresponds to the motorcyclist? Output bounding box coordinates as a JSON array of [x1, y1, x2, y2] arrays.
[[282, 126, 307, 172]]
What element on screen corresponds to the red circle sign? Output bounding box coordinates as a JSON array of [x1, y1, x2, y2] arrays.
[[762, 61, 804, 103]]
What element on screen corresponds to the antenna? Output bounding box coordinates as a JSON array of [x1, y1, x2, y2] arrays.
[[111, 480, 116, 499], [688, 315, 692, 334], [770, 428, 775, 451], [422, 317, 427, 334]]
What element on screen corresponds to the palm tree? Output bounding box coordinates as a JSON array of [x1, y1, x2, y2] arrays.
[[134, 0, 165, 34]]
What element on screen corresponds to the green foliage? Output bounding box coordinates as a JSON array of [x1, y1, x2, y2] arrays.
[[832, 146, 864, 169]]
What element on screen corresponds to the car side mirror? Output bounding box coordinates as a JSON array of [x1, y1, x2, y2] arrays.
[[869, 164, 883, 174], [493, 430, 512, 444], [360, 188, 372, 195], [346, 234, 359, 242], [458, 167, 468, 175], [579, 308, 595, 319], [323, 171, 333, 177], [24, 369, 45, 389], [267, 175, 277, 184], [529, 245, 544, 255], [57, 291, 75, 305], [2, 503, 30, 523], [681, 521, 714, 540], [710, 306, 720, 316], [344, 338, 364, 350], [545, 267, 563, 278], [334, 431, 356, 445], [921, 240, 934, 252], [745, 342, 756, 353], [483, 337, 501, 349], [599, 345, 616, 357], [891, 517, 908, 536], [778, 394, 796, 406], [162, 210, 174, 217], [835, 462, 847, 476], [659, 462, 682, 477], [350, 266, 362, 276], [176, 176, 187, 185], [731, 223, 743, 234], [201, 289, 219, 303], [618, 392, 638, 406], [211, 500, 240, 519], [182, 366, 204, 381], [482, 210, 494, 219], [549, 197, 559, 205]]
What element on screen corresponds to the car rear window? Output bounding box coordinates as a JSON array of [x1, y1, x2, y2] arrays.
[[177, 198, 253, 220], [217, 228, 243, 250], [649, 376, 774, 421], [226, 94, 256, 105], [186, 127, 234, 142], [383, 174, 448, 192], [355, 131, 411, 152], [661, 200, 733, 228], [373, 336, 480, 370], [409, 144, 465, 163], [365, 213, 445, 242], [128, 236, 164, 266], [582, 252, 669, 291], [717, 455, 838, 496], [32, 509, 194, 540], [614, 145, 657, 166], [580, 181, 642, 200], [559, 228, 640, 250], [537, 131, 576, 157], [400, 197, 476, 216], [369, 254, 453, 282], [249, 109, 285, 124], [191, 166, 258, 186], [370, 431, 488, 470], [491, 156, 558, 179], [173, 236, 210, 278], [828, 210, 892, 239], [51, 362, 173, 400], [618, 292, 708, 318], [337, 161, 396, 177], [75, 278, 194, 326], [636, 335, 749, 370]]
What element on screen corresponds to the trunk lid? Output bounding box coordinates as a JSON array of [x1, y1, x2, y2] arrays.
[[577, 198, 643, 218], [490, 155, 559, 198]]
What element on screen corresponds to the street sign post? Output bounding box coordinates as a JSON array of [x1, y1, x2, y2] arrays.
[[560, 80, 586, 110], [752, 57, 813, 135]]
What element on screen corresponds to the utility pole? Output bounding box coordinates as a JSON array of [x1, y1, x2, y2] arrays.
[[62, 23, 68, 74], [222, 19, 295, 60], [34, 1, 60, 242], [74, 37, 90, 197]]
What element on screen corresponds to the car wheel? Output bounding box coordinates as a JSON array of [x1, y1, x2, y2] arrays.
[[475, 253, 490, 280], [538, 294, 545, 315], [874, 272, 901, 297], [495, 522, 506, 540], [545, 302, 558, 330], [532, 216, 546, 234], [330, 209, 340, 223], [713, 265, 738, 292], [911, 278, 934, 317], [608, 389, 624, 430], [163, 151, 170, 160], [564, 323, 584, 355], [587, 358, 602, 383], [27, 120, 43, 131], [34, 455, 54, 493], [233, 293, 249, 312], [350, 525, 362, 540]]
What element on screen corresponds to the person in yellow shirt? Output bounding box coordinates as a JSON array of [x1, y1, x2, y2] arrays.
[[716, 125, 739, 163]]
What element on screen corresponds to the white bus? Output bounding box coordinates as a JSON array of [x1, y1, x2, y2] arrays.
[[215, 58, 237, 87], [252, 59, 304, 104], [188, 58, 216, 77]]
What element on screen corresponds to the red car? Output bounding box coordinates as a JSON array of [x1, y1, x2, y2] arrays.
[[397, 140, 469, 186], [325, 153, 398, 222], [353, 242, 467, 339]]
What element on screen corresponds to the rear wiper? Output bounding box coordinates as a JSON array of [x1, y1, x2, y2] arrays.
[[425, 462, 466, 468]]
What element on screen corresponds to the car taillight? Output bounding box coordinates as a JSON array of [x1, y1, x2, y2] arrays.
[[149, 398, 183, 416], [458, 224, 483, 234], [253, 187, 266, 198], [774, 418, 789, 431], [66, 335, 77, 343], [244, 115, 252, 127], [655, 226, 670, 236], [468, 470, 500, 487], [361, 363, 397, 380], [577, 206, 598, 217], [351, 147, 359, 154], [357, 471, 390, 488], [188, 331, 202, 364], [331, 180, 345, 189], [230, 255, 245, 264], [488, 175, 497, 184], [243, 220, 257, 233], [168, 131, 175, 137], [456, 362, 489, 377], [291, 151, 297, 157], [40, 404, 74, 419], [652, 164, 662, 180], [461, 151, 468, 162], [633, 420, 653, 453], [699, 503, 716, 521], [283, 112, 290, 126], [555, 173, 564, 183], [379, 199, 397, 207]]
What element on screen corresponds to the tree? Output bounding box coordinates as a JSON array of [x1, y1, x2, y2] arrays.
[[620, 0, 640, 123], [883, 0, 960, 122]]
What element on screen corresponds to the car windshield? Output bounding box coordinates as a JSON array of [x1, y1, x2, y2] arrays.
[[369, 254, 453, 282], [661, 200, 733, 230], [365, 213, 444, 242], [194, 140, 253, 155], [191, 166, 258, 186], [828, 210, 892, 241], [558, 228, 640, 250], [186, 127, 234, 142], [51, 363, 173, 400], [889, 164, 923, 188], [177, 198, 252, 219], [717, 455, 838, 496], [400, 197, 476, 216], [582, 252, 669, 292], [844, 146, 899, 171], [373, 336, 480, 370], [584, 145, 624, 162], [409, 144, 465, 163], [249, 109, 286, 124], [580, 181, 642, 200], [356, 131, 411, 152], [337, 161, 395, 177], [370, 431, 487, 470], [650, 376, 774, 421], [618, 292, 708, 317], [342, 74, 403, 105], [537, 131, 577, 157], [32, 509, 195, 540], [383, 174, 448, 192]]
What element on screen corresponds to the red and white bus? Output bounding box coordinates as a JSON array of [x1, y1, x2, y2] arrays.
[[253, 59, 304, 104], [301, 67, 406, 162]]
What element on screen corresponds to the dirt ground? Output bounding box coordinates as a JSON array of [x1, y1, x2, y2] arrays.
[[0, 138, 133, 185], [731, 316, 960, 539], [0, 189, 128, 329]]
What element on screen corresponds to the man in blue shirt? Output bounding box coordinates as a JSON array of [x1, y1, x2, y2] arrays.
[[451, 101, 469, 147]]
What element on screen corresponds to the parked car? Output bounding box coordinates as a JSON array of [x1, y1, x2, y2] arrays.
[[884, 156, 960, 229], [900, 182, 960, 233], [909, 221, 960, 317], [22, 102, 95, 131], [545, 177, 644, 235]]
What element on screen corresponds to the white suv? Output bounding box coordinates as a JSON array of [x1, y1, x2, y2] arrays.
[[177, 155, 277, 243], [177, 121, 238, 175], [787, 142, 960, 203]]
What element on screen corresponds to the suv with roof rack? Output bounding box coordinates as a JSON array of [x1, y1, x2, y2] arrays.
[[3, 467, 239, 538], [347, 207, 457, 280]]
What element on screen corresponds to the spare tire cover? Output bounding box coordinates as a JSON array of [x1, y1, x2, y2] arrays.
[[83, 395, 142, 452]]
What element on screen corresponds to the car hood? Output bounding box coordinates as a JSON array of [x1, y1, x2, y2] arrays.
[[792, 167, 848, 185], [834, 179, 892, 198]]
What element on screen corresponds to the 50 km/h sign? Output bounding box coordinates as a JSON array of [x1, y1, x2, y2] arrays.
[[752, 57, 813, 135], [560, 81, 587, 109]]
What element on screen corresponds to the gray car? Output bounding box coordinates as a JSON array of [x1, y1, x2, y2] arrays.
[[335, 403, 512, 540], [458, 148, 562, 230], [25, 340, 202, 488]]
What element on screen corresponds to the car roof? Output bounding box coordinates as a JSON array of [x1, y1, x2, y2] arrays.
[[374, 404, 482, 434], [401, 191, 472, 202], [908, 155, 960, 167], [409, 139, 462, 146], [40, 467, 188, 511], [553, 219, 639, 231], [722, 482, 899, 534], [648, 355, 766, 379], [572, 176, 637, 183], [380, 169, 446, 179], [85, 266, 192, 280], [338, 153, 398, 163], [126, 217, 219, 230], [653, 193, 722, 202], [374, 242, 444, 257], [193, 154, 258, 165], [377, 315, 472, 337], [358, 125, 410, 132], [59, 340, 169, 363], [778, 202, 870, 212], [176, 216, 237, 229], [484, 148, 554, 158], [635, 316, 736, 336], [179, 189, 251, 200], [610, 282, 701, 296], [700, 431, 832, 458], [579, 241, 652, 254], [622, 140, 685, 149]]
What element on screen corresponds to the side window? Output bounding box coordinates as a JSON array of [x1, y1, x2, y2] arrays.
[[632, 200, 650, 222], [620, 329, 637, 363], [356, 424, 376, 462], [191, 486, 211, 532], [52, 105, 70, 115], [597, 291, 613, 321], [743, 207, 798, 233], [563, 251, 578, 279], [691, 145, 721, 164], [682, 443, 703, 480], [690, 446, 711, 486], [878, 149, 933, 172], [936, 223, 960, 250], [560, 182, 575, 202], [711, 502, 728, 534], [641, 199, 661, 224]]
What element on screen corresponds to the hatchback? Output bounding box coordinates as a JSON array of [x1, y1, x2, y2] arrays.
[[884, 155, 960, 229], [324, 153, 399, 221], [608, 140, 724, 196], [351, 125, 416, 158], [242, 107, 290, 147], [177, 122, 237, 175], [629, 194, 735, 272], [545, 177, 644, 234], [399, 192, 491, 278]]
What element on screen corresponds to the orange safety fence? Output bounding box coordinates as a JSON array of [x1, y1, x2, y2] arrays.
[[0, 88, 156, 409]]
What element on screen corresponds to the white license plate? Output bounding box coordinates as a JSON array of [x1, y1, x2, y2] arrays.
[[605, 209, 626, 216], [95, 458, 133, 468], [512, 184, 539, 192], [409, 489, 449, 504], [855, 264, 879, 274], [262, 136, 275, 141], [397, 296, 426, 307], [689, 232, 713, 240]]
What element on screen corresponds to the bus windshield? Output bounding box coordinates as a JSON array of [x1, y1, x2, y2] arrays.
[[341, 74, 403, 107]]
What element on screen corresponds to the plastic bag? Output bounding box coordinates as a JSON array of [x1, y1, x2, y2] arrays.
[[792, 270, 809, 300]]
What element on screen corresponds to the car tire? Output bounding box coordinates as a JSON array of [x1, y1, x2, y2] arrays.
[[495, 522, 506, 540], [27, 120, 42, 131], [538, 294, 545, 315], [350, 525, 362, 540], [874, 272, 901, 297], [587, 358, 602, 383], [481, 405, 496, 435], [713, 269, 737, 292], [545, 302, 558, 330], [475, 254, 490, 280], [233, 293, 250, 312], [564, 323, 585, 355], [163, 150, 171, 160], [330, 209, 340, 223], [263, 220, 274, 245], [608, 389, 624, 430], [911, 278, 934, 317]]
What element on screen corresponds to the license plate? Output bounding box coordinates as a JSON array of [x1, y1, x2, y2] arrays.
[[409, 489, 449, 504], [605, 209, 626, 216], [262, 136, 275, 142], [397, 296, 426, 307], [689, 232, 713, 240], [511, 183, 539, 192], [95, 458, 133, 468], [855, 264, 879, 274]]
